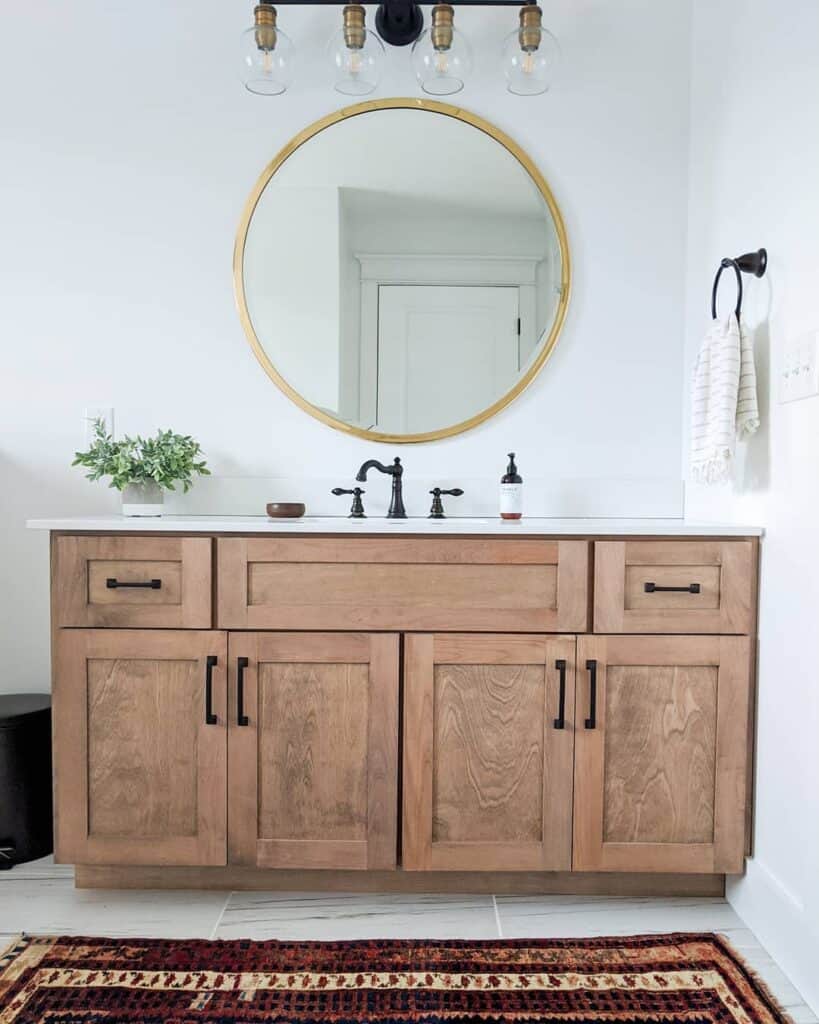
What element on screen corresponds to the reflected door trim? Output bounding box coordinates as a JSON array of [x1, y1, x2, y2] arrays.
[[357, 253, 541, 430], [233, 97, 571, 445]]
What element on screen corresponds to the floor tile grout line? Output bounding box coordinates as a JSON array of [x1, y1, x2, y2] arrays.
[[208, 891, 232, 941], [492, 895, 503, 939]]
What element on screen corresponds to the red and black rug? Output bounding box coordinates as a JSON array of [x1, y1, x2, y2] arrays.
[[0, 932, 789, 1024]]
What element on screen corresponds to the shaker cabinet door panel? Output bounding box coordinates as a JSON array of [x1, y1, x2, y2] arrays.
[[403, 634, 576, 872], [54, 630, 227, 866], [228, 632, 399, 870], [573, 635, 751, 874]]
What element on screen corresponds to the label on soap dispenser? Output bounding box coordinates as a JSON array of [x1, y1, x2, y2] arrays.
[[499, 483, 523, 518]]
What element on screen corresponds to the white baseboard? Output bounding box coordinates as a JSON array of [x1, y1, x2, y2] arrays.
[[727, 859, 819, 1015]]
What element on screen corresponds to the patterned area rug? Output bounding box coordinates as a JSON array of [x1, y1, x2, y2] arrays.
[[0, 932, 789, 1024]]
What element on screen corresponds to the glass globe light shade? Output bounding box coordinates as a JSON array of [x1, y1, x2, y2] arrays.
[[501, 23, 560, 96], [411, 25, 472, 96], [240, 19, 295, 96], [327, 24, 385, 96]]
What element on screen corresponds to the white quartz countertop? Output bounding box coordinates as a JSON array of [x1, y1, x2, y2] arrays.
[[26, 515, 763, 537]]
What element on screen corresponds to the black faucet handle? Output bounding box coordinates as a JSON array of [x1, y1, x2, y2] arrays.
[[331, 486, 366, 519], [428, 487, 464, 519]]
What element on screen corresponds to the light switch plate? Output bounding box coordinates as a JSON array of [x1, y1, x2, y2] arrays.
[[780, 331, 819, 404], [83, 406, 114, 443]]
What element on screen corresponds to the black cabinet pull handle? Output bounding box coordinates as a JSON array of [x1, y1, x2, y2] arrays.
[[644, 581, 701, 594], [237, 657, 249, 727], [553, 659, 567, 730], [106, 578, 161, 590], [205, 655, 218, 725], [584, 659, 597, 730]]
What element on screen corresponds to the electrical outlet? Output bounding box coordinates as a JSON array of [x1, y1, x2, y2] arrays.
[[83, 406, 114, 443], [780, 332, 819, 404]]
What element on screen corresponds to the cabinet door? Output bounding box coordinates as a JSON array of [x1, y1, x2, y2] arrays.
[[55, 630, 227, 866], [403, 634, 576, 872], [228, 632, 399, 870], [573, 635, 751, 874]]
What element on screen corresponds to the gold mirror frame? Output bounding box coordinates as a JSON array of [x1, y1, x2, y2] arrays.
[[233, 98, 571, 444]]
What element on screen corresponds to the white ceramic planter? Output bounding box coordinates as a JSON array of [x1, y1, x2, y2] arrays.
[[121, 481, 164, 517]]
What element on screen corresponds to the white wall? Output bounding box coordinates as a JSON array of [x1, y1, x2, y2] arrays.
[[684, 0, 819, 1008], [0, 0, 692, 690]]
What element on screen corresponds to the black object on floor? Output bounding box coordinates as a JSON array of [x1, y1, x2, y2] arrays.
[[0, 694, 53, 869]]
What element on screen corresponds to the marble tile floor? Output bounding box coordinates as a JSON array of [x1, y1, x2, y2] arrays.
[[0, 858, 814, 1022]]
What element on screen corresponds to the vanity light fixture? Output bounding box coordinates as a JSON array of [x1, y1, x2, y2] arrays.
[[240, 1, 295, 95], [328, 4, 385, 95], [501, 2, 560, 96], [411, 2, 472, 96], [239, 0, 559, 98]]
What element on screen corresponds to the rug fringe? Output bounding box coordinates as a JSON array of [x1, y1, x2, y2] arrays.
[[717, 932, 798, 1024], [0, 935, 24, 960]]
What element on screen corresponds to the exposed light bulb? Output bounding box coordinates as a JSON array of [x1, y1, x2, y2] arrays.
[[411, 2, 472, 96], [239, 3, 294, 96], [435, 50, 450, 75], [327, 4, 384, 96], [501, 4, 559, 96]]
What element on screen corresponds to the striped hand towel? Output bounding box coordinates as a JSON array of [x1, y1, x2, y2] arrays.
[[690, 314, 759, 484]]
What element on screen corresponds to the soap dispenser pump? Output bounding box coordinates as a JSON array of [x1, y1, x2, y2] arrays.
[[500, 453, 523, 520]]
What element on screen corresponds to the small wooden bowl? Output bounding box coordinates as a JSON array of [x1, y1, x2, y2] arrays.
[[266, 502, 306, 519]]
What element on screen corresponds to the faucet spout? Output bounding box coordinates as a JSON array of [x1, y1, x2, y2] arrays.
[[355, 457, 406, 519]]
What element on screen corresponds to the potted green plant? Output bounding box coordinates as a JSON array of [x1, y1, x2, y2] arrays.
[[73, 420, 210, 517]]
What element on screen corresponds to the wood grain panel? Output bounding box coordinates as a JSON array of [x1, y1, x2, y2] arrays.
[[76, 863, 726, 897], [603, 665, 717, 844], [573, 635, 751, 875], [624, 565, 720, 611], [404, 634, 576, 872], [87, 561, 182, 606], [594, 540, 755, 634], [54, 630, 227, 867], [244, 537, 560, 565], [55, 536, 211, 628], [258, 662, 369, 842], [87, 658, 199, 838], [228, 632, 399, 871], [218, 538, 588, 632], [433, 663, 545, 843]]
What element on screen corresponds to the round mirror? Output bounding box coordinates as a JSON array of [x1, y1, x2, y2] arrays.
[[235, 99, 570, 443]]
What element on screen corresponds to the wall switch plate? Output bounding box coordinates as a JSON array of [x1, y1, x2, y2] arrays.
[[780, 331, 819, 404], [84, 406, 114, 443]]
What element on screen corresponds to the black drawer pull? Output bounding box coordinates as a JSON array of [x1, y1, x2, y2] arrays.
[[106, 578, 161, 590], [644, 581, 701, 594], [584, 659, 597, 730], [237, 657, 249, 727], [205, 655, 218, 725], [553, 659, 567, 730]]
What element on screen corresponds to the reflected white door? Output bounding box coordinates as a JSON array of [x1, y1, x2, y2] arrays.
[[376, 285, 520, 434]]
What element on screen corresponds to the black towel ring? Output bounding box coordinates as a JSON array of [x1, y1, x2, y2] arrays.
[[711, 248, 767, 320]]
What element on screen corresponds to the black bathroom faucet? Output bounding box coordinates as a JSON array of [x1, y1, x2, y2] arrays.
[[356, 457, 407, 519]]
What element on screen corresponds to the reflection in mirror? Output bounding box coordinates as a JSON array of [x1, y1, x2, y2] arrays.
[[238, 102, 569, 441]]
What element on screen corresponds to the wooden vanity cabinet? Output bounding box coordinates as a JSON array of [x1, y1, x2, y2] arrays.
[[572, 635, 751, 874], [227, 632, 399, 871], [47, 531, 757, 891], [402, 634, 576, 872]]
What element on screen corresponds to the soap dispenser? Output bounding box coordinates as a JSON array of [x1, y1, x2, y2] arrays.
[[500, 453, 523, 520]]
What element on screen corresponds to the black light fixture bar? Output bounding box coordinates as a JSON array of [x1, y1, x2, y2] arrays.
[[266, 0, 535, 45]]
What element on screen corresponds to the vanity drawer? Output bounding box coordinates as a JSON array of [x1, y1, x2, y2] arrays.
[[593, 540, 755, 634], [217, 537, 588, 632], [54, 535, 212, 628]]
